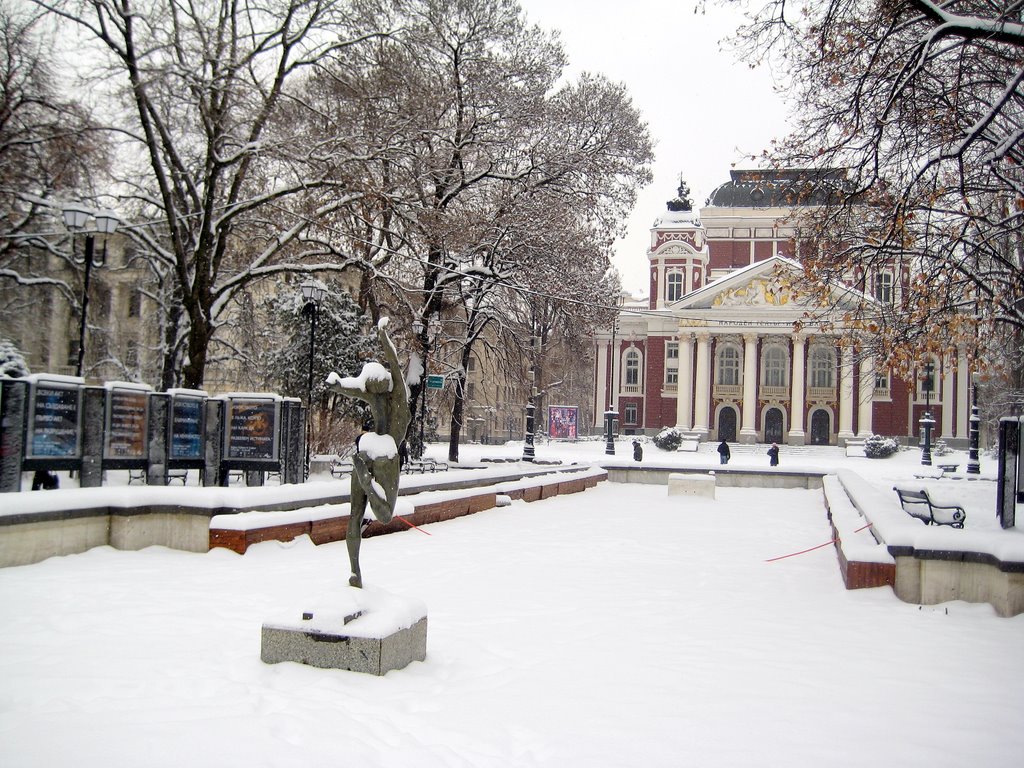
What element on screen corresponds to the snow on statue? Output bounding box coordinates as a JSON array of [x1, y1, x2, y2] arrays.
[[326, 317, 413, 588]]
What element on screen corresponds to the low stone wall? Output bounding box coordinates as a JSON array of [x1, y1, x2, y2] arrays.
[[833, 470, 1024, 616], [0, 464, 604, 567], [603, 463, 826, 489], [821, 475, 895, 590], [208, 468, 608, 554]]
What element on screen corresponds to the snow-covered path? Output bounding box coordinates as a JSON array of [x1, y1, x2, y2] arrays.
[[2, 476, 1022, 767]]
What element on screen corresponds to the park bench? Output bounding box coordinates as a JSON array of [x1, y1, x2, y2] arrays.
[[937, 463, 959, 474], [129, 469, 188, 485], [893, 486, 967, 528], [330, 460, 353, 478], [403, 458, 450, 474]]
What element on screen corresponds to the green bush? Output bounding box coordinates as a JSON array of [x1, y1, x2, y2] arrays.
[[653, 427, 683, 451], [864, 434, 899, 459]]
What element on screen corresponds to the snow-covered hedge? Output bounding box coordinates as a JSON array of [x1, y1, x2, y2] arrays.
[[653, 427, 683, 452], [0, 338, 29, 378], [864, 434, 899, 459]]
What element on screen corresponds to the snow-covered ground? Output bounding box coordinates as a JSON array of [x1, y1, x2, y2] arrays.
[[1, 440, 1022, 767]]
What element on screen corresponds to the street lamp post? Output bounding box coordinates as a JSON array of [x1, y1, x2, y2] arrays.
[[523, 388, 536, 462], [62, 204, 120, 378], [300, 280, 327, 479], [920, 361, 935, 466], [412, 319, 428, 456], [967, 372, 981, 474], [605, 293, 624, 456]]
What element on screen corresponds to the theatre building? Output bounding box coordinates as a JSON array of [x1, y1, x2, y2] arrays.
[[593, 171, 976, 446]]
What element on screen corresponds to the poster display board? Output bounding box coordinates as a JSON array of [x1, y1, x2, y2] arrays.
[[170, 395, 205, 461], [548, 405, 579, 440], [27, 379, 82, 459], [224, 396, 280, 463], [104, 386, 150, 460]]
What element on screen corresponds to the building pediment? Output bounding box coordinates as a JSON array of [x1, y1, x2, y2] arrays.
[[670, 256, 865, 314]]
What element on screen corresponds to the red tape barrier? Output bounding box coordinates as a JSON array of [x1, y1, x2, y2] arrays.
[[765, 522, 873, 563]]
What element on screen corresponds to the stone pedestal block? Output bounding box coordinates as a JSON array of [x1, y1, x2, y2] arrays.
[[261, 590, 427, 675], [667, 472, 716, 499]]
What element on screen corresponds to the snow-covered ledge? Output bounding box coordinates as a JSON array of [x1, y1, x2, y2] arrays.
[[834, 470, 1024, 617]]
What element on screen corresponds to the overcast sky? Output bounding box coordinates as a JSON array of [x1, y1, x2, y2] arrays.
[[517, 0, 792, 294]]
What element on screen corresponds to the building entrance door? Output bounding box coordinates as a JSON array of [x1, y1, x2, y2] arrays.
[[810, 409, 831, 445], [764, 408, 784, 444], [718, 406, 737, 442]]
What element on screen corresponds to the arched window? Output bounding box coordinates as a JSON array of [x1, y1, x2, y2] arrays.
[[666, 271, 683, 302], [623, 348, 642, 389], [716, 344, 741, 386], [762, 345, 788, 388], [810, 347, 835, 388]]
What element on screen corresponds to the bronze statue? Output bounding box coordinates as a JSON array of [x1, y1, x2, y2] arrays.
[[326, 318, 413, 588]]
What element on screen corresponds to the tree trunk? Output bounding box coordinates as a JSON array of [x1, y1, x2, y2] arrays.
[[447, 371, 467, 463]]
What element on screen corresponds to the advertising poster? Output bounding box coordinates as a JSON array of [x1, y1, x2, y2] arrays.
[[105, 388, 149, 459], [548, 405, 578, 440], [170, 397, 204, 460], [29, 385, 81, 458], [226, 399, 278, 461]]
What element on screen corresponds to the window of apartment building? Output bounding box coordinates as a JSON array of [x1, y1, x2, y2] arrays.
[[128, 289, 141, 318], [762, 345, 788, 388], [666, 271, 683, 302], [466, 382, 476, 401]]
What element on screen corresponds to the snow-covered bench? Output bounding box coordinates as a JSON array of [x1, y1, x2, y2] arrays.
[[893, 486, 966, 528]]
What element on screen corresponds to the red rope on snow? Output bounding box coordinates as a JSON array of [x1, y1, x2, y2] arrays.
[[398, 516, 432, 536], [765, 522, 873, 563]]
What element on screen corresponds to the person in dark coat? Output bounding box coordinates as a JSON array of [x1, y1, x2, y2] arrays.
[[717, 440, 731, 465], [632, 440, 643, 462], [767, 442, 780, 467], [31, 470, 59, 490]]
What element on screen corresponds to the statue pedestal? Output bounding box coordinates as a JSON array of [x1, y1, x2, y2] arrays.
[[261, 588, 427, 675]]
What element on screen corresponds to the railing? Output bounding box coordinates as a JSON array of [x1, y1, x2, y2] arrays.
[[712, 384, 742, 399], [760, 385, 789, 399], [621, 383, 642, 394], [807, 386, 837, 401]]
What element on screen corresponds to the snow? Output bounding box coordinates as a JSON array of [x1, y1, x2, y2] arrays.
[[1, 442, 1023, 766], [327, 361, 392, 392], [360, 432, 398, 460]]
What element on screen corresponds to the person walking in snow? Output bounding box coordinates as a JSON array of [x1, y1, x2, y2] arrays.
[[633, 440, 643, 462], [717, 440, 731, 465], [767, 443, 780, 467]]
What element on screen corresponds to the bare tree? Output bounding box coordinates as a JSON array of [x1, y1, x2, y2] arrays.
[[0, 1, 106, 335], [309, 0, 654, 457], [32, 0, 396, 388], [727, 0, 1024, 384]]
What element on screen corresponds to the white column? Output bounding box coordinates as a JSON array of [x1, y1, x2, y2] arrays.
[[595, 340, 609, 427], [956, 349, 969, 439], [675, 333, 693, 430], [788, 334, 806, 445], [740, 333, 758, 443], [838, 343, 855, 442], [942, 354, 955, 439], [693, 333, 711, 436], [857, 351, 874, 438]]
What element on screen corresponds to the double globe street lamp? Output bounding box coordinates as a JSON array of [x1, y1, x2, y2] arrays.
[[62, 203, 120, 378]]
